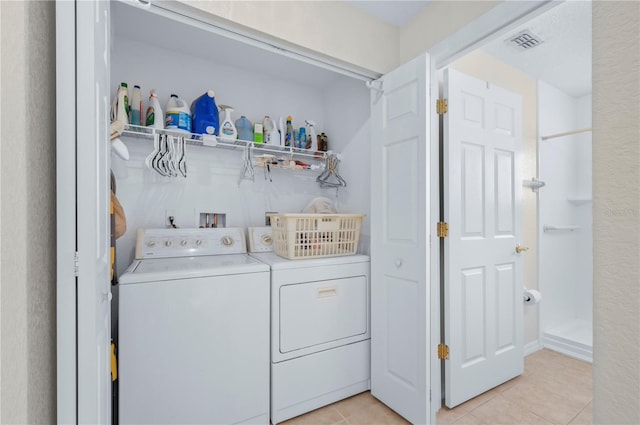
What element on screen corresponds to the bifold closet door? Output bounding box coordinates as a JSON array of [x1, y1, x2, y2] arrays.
[[370, 53, 431, 425]]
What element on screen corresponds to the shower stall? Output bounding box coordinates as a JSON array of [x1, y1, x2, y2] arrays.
[[538, 80, 593, 362]]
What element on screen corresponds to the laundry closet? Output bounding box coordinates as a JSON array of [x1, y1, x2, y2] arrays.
[[105, 1, 381, 424], [57, 0, 555, 423]]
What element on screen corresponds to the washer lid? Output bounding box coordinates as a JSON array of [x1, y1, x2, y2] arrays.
[[119, 254, 269, 284], [249, 252, 370, 270]]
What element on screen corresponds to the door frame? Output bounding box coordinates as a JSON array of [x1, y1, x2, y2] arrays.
[[427, 0, 560, 417]]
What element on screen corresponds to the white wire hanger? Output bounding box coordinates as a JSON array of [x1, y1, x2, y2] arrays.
[[316, 153, 346, 188]]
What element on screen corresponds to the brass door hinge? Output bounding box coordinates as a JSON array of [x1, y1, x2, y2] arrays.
[[437, 221, 449, 238], [437, 98, 448, 115], [438, 343, 449, 360]]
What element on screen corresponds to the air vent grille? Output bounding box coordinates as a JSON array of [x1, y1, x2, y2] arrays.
[[508, 30, 544, 50]]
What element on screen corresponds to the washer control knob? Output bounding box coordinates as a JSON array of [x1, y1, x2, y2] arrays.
[[261, 235, 273, 245], [221, 236, 234, 246], [195, 239, 203, 246], [146, 240, 156, 247], [180, 240, 188, 246], [164, 240, 172, 247]]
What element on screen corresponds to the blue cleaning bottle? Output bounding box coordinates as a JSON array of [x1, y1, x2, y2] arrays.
[[297, 127, 306, 149], [190, 90, 219, 135]]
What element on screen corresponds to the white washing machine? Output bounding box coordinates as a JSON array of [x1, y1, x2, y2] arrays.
[[249, 252, 371, 424], [118, 228, 270, 425]]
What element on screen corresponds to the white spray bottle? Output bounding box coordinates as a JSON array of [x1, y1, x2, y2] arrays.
[[304, 120, 318, 150], [219, 105, 238, 141], [145, 89, 164, 129]]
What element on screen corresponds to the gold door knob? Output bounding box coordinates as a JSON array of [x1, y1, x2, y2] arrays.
[[515, 244, 529, 254]]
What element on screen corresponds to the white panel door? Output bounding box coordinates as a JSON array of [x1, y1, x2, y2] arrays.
[[62, 1, 112, 423], [370, 53, 430, 424], [443, 68, 524, 408]]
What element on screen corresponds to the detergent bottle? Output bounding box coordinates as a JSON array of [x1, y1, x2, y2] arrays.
[[165, 94, 192, 133], [190, 90, 219, 135], [263, 116, 279, 145], [112, 82, 129, 125], [130, 85, 142, 126], [235, 116, 253, 141]]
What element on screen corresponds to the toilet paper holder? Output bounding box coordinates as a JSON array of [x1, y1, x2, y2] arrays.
[[523, 287, 542, 305]]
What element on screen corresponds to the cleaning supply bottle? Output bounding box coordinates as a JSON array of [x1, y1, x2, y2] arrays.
[[304, 120, 318, 150], [130, 85, 142, 126], [145, 89, 163, 129], [279, 117, 285, 145], [263, 116, 279, 145], [262, 116, 273, 144], [218, 105, 237, 141], [190, 90, 219, 135], [297, 127, 306, 149], [318, 132, 328, 152], [165, 94, 192, 133], [284, 116, 294, 147], [114, 82, 129, 125], [253, 123, 264, 144], [235, 115, 253, 141], [269, 118, 280, 145]]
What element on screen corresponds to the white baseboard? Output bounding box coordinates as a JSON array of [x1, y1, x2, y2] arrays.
[[524, 339, 542, 356], [543, 333, 593, 363]]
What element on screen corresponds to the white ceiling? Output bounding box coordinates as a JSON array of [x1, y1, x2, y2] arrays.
[[349, 0, 592, 98], [346, 0, 431, 27], [481, 0, 592, 97]]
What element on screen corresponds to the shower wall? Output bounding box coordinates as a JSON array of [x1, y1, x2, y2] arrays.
[[538, 80, 592, 361]]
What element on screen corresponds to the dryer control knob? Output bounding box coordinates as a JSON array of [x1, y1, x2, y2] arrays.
[[195, 239, 203, 246], [164, 240, 172, 247], [221, 236, 234, 246], [146, 240, 156, 247], [180, 240, 188, 246]]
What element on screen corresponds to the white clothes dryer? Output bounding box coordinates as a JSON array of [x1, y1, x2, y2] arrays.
[[118, 228, 269, 425], [249, 252, 371, 424]]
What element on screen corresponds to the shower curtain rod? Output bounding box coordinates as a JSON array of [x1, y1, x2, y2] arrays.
[[541, 127, 592, 141]]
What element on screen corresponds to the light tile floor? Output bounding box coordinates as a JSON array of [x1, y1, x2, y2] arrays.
[[281, 349, 592, 425]]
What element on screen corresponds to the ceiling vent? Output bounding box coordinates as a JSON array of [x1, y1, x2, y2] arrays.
[[508, 30, 544, 51]]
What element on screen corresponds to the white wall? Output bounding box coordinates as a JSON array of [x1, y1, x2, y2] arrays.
[[111, 34, 370, 274], [592, 2, 640, 423], [538, 81, 592, 332], [399, 1, 499, 64], [0, 1, 57, 423], [181, 0, 399, 75]]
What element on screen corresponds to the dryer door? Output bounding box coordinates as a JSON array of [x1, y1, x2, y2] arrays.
[[280, 276, 368, 355]]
